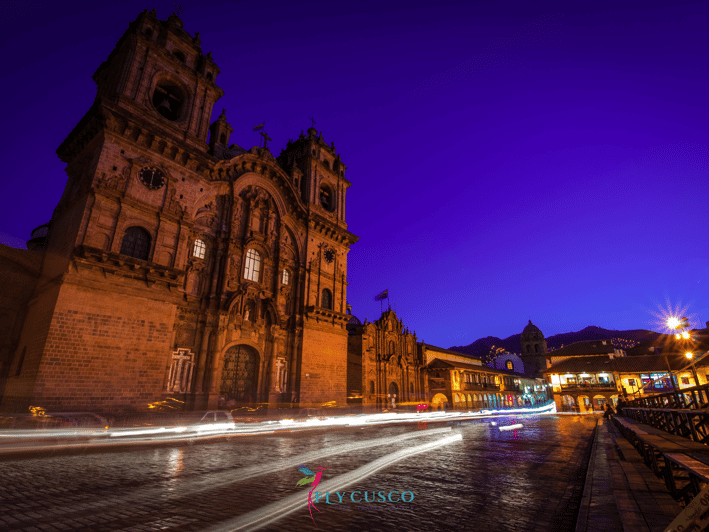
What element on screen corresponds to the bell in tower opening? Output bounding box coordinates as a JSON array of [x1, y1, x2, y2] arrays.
[[152, 84, 184, 121]]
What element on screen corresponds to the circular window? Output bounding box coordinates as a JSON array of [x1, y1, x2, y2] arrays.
[[152, 83, 185, 121]]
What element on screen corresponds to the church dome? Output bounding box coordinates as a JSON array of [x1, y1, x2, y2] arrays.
[[346, 314, 362, 335]]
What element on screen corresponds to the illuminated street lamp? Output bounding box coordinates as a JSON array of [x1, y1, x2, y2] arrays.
[[685, 352, 700, 387], [670, 317, 692, 340], [667, 316, 681, 330]]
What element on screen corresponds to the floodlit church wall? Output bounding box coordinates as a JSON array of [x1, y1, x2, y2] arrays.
[[29, 282, 177, 411], [299, 325, 348, 405]]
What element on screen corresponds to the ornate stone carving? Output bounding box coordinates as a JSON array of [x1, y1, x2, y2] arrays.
[[165, 187, 185, 216], [96, 171, 128, 191], [227, 255, 241, 290]]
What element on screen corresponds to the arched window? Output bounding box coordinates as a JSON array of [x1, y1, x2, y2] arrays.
[[369, 381, 375, 394], [389, 341, 395, 355], [526, 345, 531, 353], [219, 133, 226, 144], [244, 249, 261, 282], [321, 288, 332, 309], [282, 269, 289, 285], [506, 360, 514, 371], [534, 344, 539, 353], [193, 239, 206, 259], [120, 226, 151, 260]]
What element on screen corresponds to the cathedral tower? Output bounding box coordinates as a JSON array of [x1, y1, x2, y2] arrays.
[[520, 320, 548, 375], [1, 11, 357, 412], [276, 127, 358, 405]]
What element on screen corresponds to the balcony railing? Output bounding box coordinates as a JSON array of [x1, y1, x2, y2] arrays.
[[464, 382, 501, 392], [559, 383, 617, 392]]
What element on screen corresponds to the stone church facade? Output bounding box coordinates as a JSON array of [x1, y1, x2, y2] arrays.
[[347, 309, 425, 409], [0, 10, 357, 412]]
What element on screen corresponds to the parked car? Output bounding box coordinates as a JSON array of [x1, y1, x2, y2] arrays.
[[183, 410, 235, 426]]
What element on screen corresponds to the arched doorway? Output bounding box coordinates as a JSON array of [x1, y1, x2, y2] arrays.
[[431, 393, 448, 411], [388, 382, 399, 409], [593, 394, 608, 412], [220, 345, 260, 406]]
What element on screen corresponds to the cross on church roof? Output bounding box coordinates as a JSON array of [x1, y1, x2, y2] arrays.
[[260, 130, 272, 149]]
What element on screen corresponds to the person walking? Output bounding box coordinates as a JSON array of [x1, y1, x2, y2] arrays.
[[603, 403, 613, 418], [616, 398, 626, 416]]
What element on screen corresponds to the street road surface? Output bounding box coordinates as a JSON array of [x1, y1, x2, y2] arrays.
[[0, 414, 597, 532]]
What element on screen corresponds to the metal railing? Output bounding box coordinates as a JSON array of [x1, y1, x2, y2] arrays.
[[621, 383, 709, 445], [625, 383, 709, 410]]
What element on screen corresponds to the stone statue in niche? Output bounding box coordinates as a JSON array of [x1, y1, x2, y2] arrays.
[[274, 358, 287, 393], [244, 306, 250, 321]]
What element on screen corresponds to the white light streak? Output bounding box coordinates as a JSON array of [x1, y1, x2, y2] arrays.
[[204, 433, 463, 532]]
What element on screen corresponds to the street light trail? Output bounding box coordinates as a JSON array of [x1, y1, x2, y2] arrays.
[[0, 402, 555, 456], [204, 433, 464, 532]]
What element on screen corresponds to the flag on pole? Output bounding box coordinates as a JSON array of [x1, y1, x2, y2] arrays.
[[253, 123, 265, 132], [374, 289, 388, 301]]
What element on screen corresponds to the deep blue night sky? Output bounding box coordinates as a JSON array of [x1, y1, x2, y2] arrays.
[[1, 1, 707, 347]]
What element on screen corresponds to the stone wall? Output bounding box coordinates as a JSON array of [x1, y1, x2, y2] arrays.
[[299, 323, 348, 406], [23, 282, 176, 411]]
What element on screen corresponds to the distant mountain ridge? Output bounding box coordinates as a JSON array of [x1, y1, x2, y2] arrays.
[[448, 326, 662, 363]]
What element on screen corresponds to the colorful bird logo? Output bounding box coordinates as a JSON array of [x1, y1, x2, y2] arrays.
[[296, 465, 328, 527]]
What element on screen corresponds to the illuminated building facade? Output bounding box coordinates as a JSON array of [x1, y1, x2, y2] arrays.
[[544, 353, 709, 412], [422, 345, 548, 410], [0, 10, 357, 412], [346, 312, 550, 411], [346, 309, 425, 410]]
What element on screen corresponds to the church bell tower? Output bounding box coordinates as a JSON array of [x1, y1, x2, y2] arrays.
[[277, 127, 358, 405]]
